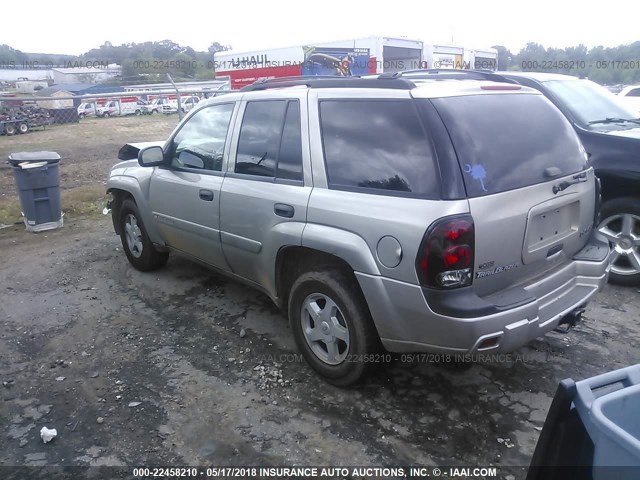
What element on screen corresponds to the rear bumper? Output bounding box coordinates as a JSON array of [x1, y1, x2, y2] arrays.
[[358, 237, 612, 354]]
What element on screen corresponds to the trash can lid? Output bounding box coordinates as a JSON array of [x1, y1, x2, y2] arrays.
[[9, 151, 61, 161], [8, 151, 61, 166]]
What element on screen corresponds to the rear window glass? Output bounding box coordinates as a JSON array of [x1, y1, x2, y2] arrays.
[[430, 94, 588, 197], [319, 100, 440, 198]]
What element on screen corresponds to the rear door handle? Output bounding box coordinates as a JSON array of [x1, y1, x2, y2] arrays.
[[199, 189, 214, 201], [274, 203, 294, 218]]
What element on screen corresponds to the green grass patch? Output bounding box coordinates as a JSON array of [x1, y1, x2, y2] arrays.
[[0, 183, 107, 227]]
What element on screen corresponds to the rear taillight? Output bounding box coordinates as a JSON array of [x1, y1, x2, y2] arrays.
[[416, 215, 475, 289], [594, 176, 602, 228]]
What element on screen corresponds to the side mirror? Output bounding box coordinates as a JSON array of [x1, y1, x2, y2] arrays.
[[138, 146, 165, 167]]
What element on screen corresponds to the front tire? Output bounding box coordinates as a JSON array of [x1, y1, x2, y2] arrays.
[[288, 268, 380, 386], [18, 123, 28, 134], [118, 199, 168, 272], [598, 197, 640, 286], [5, 124, 16, 135]]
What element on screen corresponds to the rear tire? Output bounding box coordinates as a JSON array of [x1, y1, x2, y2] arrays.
[[118, 199, 168, 272], [598, 197, 640, 286], [288, 268, 380, 386], [18, 123, 28, 134], [5, 124, 16, 135]]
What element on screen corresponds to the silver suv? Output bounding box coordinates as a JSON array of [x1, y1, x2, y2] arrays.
[[106, 76, 611, 386]]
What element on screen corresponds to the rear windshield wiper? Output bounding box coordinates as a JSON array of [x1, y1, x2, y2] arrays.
[[588, 117, 640, 126], [553, 171, 588, 194]]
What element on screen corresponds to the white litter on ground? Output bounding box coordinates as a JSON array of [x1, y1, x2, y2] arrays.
[[40, 427, 57, 443]]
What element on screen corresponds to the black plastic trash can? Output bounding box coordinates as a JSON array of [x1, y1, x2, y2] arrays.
[[8, 151, 63, 232]]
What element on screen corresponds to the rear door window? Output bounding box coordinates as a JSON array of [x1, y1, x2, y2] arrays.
[[235, 100, 303, 181], [319, 100, 440, 198], [430, 94, 588, 197], [235, 100, 287, 177]]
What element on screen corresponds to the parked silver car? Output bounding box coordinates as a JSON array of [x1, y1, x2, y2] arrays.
[[106, 76, 611, 385]]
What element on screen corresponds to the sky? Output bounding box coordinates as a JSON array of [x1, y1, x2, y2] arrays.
[[3, 0, 640, 55]]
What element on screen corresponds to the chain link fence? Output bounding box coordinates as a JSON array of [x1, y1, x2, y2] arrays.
[[0, 81, 230, 227]]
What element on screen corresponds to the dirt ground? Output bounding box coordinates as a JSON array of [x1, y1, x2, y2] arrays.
[[0, 115, 176, 199], [1, 215, 639, 479]]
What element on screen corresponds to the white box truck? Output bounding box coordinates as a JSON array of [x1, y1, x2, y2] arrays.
[[422, 44, 466, 69], [97, 97, 144, 117], [143, 95, 178, 114], [161, 95, 200, 114], [214, 36, 425, 89], [77, 102, 97, 118], [463, 47, 499, 71]]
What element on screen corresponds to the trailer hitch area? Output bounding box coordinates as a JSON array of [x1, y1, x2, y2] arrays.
[[554, 306, 586, 334]]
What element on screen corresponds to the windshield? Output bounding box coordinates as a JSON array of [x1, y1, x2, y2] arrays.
[[545, 79, 639, 128]]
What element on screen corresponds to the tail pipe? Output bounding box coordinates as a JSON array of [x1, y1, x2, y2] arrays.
[[554, 305, 587, 334]]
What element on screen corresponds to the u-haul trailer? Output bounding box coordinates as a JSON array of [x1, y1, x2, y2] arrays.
[[422, 44, 466, 69], [214, 36, 425, 90], [96, 97, 144, 117], [463, 47, 498, 71]]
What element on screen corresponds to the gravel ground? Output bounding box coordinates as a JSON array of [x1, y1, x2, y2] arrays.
[[1, 216, 639, 479]]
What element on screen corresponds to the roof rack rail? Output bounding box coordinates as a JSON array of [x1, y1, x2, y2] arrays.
[[378, 69, 517, 84], [240, 76, 416, 91]]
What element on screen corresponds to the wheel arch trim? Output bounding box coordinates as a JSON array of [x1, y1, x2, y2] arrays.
[[106, 175, 163, 244]]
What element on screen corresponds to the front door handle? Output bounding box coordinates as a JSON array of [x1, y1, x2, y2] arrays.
[[274, 203, 294, 218], [199, 189, 214, 201]]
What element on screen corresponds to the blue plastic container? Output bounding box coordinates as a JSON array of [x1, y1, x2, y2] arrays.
[[573, 364, 640, 478]]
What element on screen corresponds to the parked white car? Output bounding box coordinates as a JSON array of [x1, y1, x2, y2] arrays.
[[618, 85, 640, 113]]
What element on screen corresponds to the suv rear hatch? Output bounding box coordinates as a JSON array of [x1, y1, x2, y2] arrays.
[[429, 90, 594, 297]]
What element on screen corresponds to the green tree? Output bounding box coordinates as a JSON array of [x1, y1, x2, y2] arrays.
[[491, 45, 513, 70], [0, 44, 28, 65], [208, 42, 230, 55], [174, 52, 196, 78]]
